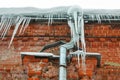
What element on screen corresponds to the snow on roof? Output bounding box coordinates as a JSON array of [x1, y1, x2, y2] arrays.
[[0, 7, 120, 16]]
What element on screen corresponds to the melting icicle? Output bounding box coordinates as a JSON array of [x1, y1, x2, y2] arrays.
[[8, 17, 24, 48], [107, 15, 111, 23], [48, 15, 51, 26], [50, 15, 53, 24], [81, 14, 86, 71], [47, 14, 53, 26], [2, 17, 13, 39], [0, 15, 7, 31], [18, 17, 27, 35], [77, 51, 80, 66], [23, 17, 31, 33], [1, 17, 8, 38], [96, 15, 101, 23], [73, 11, 78, 34], [74, 11, 81, 66], [67, 6, 86, 73]]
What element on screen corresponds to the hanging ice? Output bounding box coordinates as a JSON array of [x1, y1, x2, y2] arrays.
[[0, 15, 31, 48], [67, 6, 86, 72]]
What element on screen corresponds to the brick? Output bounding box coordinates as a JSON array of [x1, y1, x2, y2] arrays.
[[24, 56, 35, 59], [87, 38, 95, 42], [41, 58, 48, 63], [99, 38, 106, 42], [28, 71, 35, 76], [28, 78, 39, 80], [111, 38, 117, 42], [78, 69, 93, 78], [44, 37, 49, 41], [33, 37, 39, 41], [36, 71, 42, 75]]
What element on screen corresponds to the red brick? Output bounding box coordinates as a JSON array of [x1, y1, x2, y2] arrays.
[[36, 71, 42, 75], [111, 38, 117, 42], [22, 37, 28, 41], [33, 37, 39, 41], [41, 58, 48, 63], [78, 69, 93, 78], [28, 78, 39, 80], [87, 38, 95, 42], [99, 38, 106, 42]]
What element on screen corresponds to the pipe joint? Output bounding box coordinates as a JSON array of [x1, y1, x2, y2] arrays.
[[60, 65, 67, 68]]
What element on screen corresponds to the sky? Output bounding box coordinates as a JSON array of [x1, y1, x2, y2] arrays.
[[0, 0, 120, 9]]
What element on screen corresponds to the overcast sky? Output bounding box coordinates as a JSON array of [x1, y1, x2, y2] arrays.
[[0, 0, 120, 9]]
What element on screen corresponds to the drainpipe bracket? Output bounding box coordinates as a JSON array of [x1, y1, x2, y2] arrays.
[[59, 65, 67, 68]]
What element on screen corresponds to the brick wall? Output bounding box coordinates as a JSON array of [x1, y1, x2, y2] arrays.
[[85, 24, 120, 64], [0, 23, 120, 79]]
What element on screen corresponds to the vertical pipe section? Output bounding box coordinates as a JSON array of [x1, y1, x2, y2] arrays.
[[59, 46, 67, 80], [59, 41, 74, 80], [59, 6, 82, 80]]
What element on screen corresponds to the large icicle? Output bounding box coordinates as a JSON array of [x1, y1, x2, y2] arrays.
[[81, 17, 86, 72], [1, 17, 8, 38], [48, 14, 51, 26], [0, 15, 6, 31], [8, 17, 24, 48], [67, 6, 86, 73], [0, 16, 15, 40], [18, 17, 27, 35], [1, 17, 13, 39], [22, 17, 31, 33], [0, 15, 31, 48]]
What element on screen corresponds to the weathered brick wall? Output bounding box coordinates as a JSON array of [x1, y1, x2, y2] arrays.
[[0, 23, 120, 79], [85, 24, 120, 65]]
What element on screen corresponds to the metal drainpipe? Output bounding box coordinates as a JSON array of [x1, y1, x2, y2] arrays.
[[59, 6, 82, 80], [59, 41, 74, 80], [59, 46, 67, 80]]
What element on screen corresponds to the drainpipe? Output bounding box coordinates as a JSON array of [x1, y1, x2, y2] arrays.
[[59, 40, 74, 80], [59, 6, 82, 80]]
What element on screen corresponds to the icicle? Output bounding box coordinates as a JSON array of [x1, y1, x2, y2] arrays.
[[0, 16, 6, 31], [22, 17, 31, 33], [50, 15, 53, 24], [1, 17, 8, 38], [2, 17, 13, 39], [100, 14, 104, 21], [18, 18, 27, 35], [78, 16, 82, 34], [77, 51, 80, 66], [81, 18, 86, 73], [91, 15, 95, 21], [1, 17, 11, 38], [67, 6, 86, 72], [73, 11, 78, 34], [48, 15, 51, 26], [96, 15, 101, 23], [81, 52, 86, 72], [0, 17, 8, 33], [81, 18, 86, 52], [8, 17, 24, 48], [107, 15, 111, 23]]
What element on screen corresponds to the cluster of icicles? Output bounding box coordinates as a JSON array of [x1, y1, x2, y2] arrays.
[[0, 7, 70, 48], [0, 15, 31, 48], [0, 6, 87, 72], [67, 6, 86, 73]]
